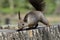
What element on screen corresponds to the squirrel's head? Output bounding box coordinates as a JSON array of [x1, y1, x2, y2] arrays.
[[18, 11, 28, 29], [18, 19, 28, 29]]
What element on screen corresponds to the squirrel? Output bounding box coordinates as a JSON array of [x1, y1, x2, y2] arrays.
[[18, 0, 50, 30]]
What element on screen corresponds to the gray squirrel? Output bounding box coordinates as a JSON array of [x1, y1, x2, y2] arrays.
[[18, 0, 50, 30]]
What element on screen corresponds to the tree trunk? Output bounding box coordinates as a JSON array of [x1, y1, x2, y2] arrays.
[[8, 0, 14, 14], [0, 0, 2, 8], [53, 0, 60, 15]]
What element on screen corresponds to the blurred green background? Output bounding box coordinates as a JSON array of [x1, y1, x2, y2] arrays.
[[0, 0, 60, 25]]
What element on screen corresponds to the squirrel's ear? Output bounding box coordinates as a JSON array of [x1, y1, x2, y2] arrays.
[[18, 11, 21, 20]]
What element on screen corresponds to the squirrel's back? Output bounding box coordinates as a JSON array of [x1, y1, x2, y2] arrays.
[[24, 11, 44, 22]]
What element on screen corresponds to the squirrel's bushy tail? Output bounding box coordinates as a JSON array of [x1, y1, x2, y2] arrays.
[[29, 0, 45, 11]]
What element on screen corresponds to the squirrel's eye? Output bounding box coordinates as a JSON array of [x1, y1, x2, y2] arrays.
[[22, 24, 24, 25]]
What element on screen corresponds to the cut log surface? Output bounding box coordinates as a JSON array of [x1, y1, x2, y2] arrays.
[[0, 24, 60, 40]]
